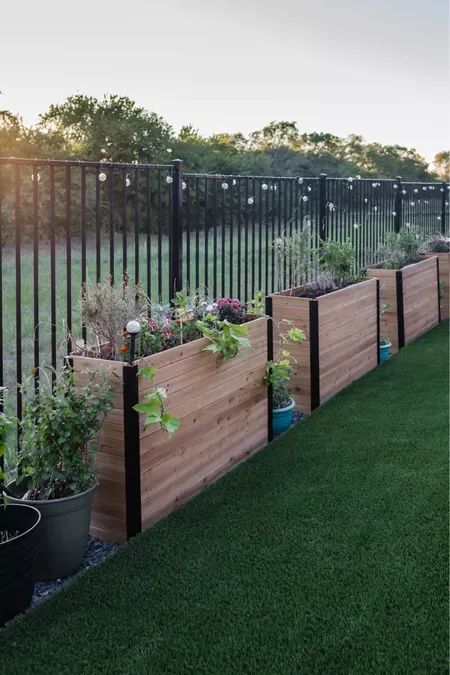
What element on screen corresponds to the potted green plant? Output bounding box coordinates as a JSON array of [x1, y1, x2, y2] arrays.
[[379, 302, 392, 364], [5, 369, 112, 581], [0, 390, 41, 625], [265, 322, 306, 436]]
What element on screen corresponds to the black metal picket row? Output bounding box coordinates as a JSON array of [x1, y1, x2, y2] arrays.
[[0, 156, 449, 420]]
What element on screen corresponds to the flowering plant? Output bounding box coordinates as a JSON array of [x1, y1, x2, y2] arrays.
[[216, 297, 246, 324]]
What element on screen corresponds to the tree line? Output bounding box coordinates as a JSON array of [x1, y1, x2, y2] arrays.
[[1, 94, 449, 181]]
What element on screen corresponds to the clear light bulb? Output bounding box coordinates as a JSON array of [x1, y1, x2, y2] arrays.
[[402, 189, 407, 195], [410, 202, 415, 207], [98, 172, 107, 182], [182, 181, 187, 190], [348, 177, 353, 182], [248, 197, 254, 205], [298, 177, 303, 185], [125, 176, 131, 187], [31, 172, 41, 183], [302, 196, 308, 202], [353, 223, 359, 229], [372, 182, 377, 188], [262, 183, 268, 190], [392, 211, 397, 216], [232, 179, 237, 186], [222, 182, 229, 190], [393, 184, 398, 189], [166, 176, 173, 184]]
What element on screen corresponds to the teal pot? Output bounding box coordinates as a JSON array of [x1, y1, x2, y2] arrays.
[[272, 398, 296, 436], [6, 481, 97, 581], [0, 503, 41, 626], [379, 340, 392, 364]]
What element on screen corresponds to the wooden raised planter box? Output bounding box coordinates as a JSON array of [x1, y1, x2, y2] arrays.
[[419, 253, 449, 319], [71, 317, 269, 543], [268, 278, 379, 415], [367, 256, 440, 354]]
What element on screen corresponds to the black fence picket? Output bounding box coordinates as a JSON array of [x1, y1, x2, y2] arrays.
[[0, 156, 448, 426]]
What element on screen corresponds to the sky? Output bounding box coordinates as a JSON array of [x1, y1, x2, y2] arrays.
[[1, 0, 449, 163]]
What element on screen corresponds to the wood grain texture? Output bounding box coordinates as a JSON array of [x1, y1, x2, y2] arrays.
[[271, 280, 378, 413], [137, 317, 268, 529], [72, 318, 269, 542], [420, 253, 449, 319], [369, 258, 439, 353]]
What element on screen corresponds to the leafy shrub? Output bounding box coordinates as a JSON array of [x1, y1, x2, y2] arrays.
[[134, 364, 179, 437], [319, 239, 354, 280], [273, 224, 315, 290], [17, 369, 112, 500], [377, 227, 422, 269]]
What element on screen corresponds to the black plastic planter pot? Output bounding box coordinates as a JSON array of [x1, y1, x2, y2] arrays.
[[6, 482, 97, 581], [0, 503, 41, 626]]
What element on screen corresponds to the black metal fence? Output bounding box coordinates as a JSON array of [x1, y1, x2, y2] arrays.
[[0, 156, 449, 419]]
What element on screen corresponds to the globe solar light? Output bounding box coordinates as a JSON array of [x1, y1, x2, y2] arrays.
[[126, 320, 141, 364]]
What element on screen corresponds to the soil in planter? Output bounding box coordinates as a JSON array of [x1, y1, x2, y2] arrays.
[[290, 279, 361, 300]]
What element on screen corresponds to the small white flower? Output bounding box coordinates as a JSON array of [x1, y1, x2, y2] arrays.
[[156, 387, 167, 400]]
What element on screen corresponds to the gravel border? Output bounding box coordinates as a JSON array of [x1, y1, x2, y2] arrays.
[[32, 537, 118, 606]]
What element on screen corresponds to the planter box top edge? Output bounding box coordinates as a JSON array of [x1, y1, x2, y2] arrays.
[[271, 277, 376, 302], [368, 256, 437, 276], [69, 316, 267, 369]]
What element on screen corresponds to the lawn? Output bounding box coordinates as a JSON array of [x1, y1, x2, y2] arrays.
[[1, 322, 448, 674]]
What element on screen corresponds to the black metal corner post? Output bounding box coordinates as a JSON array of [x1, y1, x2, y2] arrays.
[[318, 173, 328, 241], [395, 271, 405, 349], [436, 256, 442, 323], [169, 159, 183, 298], [441, 181, 447, 234], [376, 280, 381, 364], [123, 364, 142, 540], [265, 296, 274, 442], [394, 176, 402, 233], [309, 300, 320, 411]]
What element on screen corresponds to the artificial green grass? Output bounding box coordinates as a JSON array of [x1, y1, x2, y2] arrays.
[[2, 323, 449, 674]]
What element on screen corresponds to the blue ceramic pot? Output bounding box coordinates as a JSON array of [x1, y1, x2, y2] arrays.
[[379, 340, 392, 364], [272, 398, 295, 436]]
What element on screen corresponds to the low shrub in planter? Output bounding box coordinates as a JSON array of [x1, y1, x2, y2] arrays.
[[5, 371, 112, 580], [71, 282, 269, 543], [270, 235, 379, 414], [368, 228, 440, 353], [419, 234, 450, 319]]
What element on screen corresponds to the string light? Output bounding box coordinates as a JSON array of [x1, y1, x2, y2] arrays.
[[262, 183, 268, 190], [232, 179, 237, 186], [166, 176, 173, 184], [356, 175, 361, 180], [353, 223, 360, 229], [247, 197, 254, 205], [221, 182, 229, 190], [307, 186, 312, 192], [125, 175, 131, 187], [402, 189, 407, 195], [414, 188, 418, 193], [392, 211, 397, 216], [31, 172, 41, 183], [302, 195, 308, 202], [348, 177, 353, 183], [410, 202, 415, 207], [182, 181, 187, 190], [298, 177, 303, 185], [98, 172, 107, 182], [372, 182, 377, 188]]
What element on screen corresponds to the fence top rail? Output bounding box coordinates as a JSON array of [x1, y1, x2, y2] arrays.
[[182, 172, 320, 181], [0, 157, 173, 170]]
